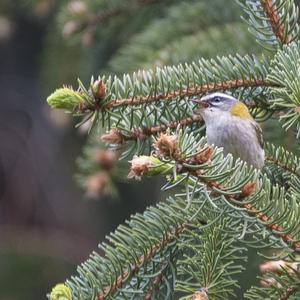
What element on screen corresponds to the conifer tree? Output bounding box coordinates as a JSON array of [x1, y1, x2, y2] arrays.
[[47, 0, 300, 299]]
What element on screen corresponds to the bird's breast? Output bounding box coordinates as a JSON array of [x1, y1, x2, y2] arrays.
[[205, 116, 264, 169]]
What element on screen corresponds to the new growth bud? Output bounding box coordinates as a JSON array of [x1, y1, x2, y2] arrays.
[[67, 1, 88, 16], [86, 172, 109, 198], [94, 150, 118, 171], [92, 80, 107, 100], [260, 260, 299, 275], [259, 259, 300, 289], [47, 87, 85, 110], [191, 289, 209, 300], [128, 155, 161, 180], [128, 156, 152, 180], [101, 129, 124, 145], [154, 133, 178, 158], [82, 29, 95, 48], [259, 260, 287, 274], [49, 283, 72, 300], [63, 21, 81, 38]]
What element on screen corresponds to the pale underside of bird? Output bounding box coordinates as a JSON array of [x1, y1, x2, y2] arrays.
[[192, 92, 265, 169]]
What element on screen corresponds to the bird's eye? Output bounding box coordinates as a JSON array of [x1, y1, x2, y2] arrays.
[[213, 97, 221, 103]]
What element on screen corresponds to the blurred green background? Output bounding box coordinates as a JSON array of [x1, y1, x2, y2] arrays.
[[0, 1, 298, 299]]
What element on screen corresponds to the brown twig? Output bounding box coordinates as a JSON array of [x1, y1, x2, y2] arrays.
[[261, 0, 289, 44], [122, 115, 203, 141], [103, 79, 274, 110]]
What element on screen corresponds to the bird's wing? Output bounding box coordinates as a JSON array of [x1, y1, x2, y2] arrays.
[[251, 120, 264, 149]]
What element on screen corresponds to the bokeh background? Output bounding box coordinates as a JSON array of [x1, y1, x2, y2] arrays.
[[0, 1, 298, 299]]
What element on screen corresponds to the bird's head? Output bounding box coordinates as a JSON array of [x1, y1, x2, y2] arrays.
[[192, 92, 252, 122]]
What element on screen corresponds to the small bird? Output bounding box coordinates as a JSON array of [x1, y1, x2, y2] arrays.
[[192, 92, 264, 169]]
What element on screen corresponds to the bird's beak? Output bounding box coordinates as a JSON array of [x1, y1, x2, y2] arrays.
[[190, 98, 209, 108]]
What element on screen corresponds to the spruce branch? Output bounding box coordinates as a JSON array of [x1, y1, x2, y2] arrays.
[[101, 94, 270, 158], [50, 174, 246, 300], [47, 54, 278, 135], [102, 78, 270, 110], [63, 186, 211, 299], [130, 132, 300, 252], [95, 224, 182, 300], [176, 219, 246, 299], [176, 218, 245, 299], [45, 1, 300, 298], [267, 41, 300, 137], [77, 116, 203, 195], [238, 0, 300, 51], [49, 132, 300, 299]]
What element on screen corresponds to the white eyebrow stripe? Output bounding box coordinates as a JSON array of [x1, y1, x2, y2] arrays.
[[200, 92, 237, 102]]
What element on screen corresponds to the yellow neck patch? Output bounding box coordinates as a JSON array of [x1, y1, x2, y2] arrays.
[[230, 102, 253, 120]]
